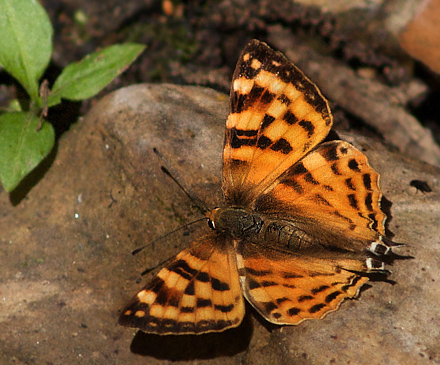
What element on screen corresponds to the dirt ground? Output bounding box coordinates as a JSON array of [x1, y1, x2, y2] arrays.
[[34, 0, 439, 142]]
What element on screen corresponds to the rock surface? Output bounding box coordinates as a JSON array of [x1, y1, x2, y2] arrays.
[[1, 84, 439, 364]]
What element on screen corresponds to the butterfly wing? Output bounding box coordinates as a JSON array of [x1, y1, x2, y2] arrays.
[[223, 40, 332, 206], [254, 140, 392, 255], [236, 240, 369, 325], [119, 234, 244, 334]]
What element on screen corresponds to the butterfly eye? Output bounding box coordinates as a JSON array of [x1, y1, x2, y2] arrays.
[[208, 219, 215, 229]]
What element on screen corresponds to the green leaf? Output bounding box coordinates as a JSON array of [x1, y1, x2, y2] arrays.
[[48, 43, 145, 106], [0, 112, 55, 192], [0, 0, 53, 103]]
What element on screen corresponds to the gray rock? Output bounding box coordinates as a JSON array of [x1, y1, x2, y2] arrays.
[[0, 84, 438, 364]]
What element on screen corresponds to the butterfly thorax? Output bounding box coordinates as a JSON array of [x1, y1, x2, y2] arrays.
[[208, 207, 314, 251], [208, 207, 263, 238]]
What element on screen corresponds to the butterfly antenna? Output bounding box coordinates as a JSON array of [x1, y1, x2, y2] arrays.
[[131, 217, 207, 256], [140, 257, 173, 276], [153, 147, 210, 215]]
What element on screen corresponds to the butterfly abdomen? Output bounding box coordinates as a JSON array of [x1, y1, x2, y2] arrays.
[[262, 220, 315, 250]]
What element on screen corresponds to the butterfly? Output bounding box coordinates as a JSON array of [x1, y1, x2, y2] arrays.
[[118, 39, 397, 335]]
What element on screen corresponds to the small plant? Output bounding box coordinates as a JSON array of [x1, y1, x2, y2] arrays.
[[0, 0, 145, 192]]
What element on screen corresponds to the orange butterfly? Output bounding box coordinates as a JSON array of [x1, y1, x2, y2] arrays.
[[119, 39, 397, 334]]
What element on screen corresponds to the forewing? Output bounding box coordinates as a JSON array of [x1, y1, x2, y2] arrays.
[[236, 241, 369, 325], [223, 40, 332, 206], [254, 141, 390, 254], [119, 234, 244, 335]]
